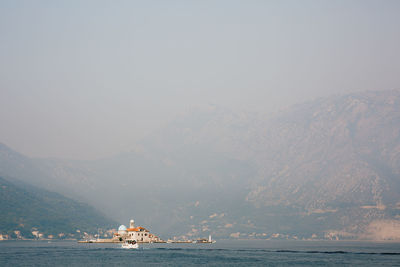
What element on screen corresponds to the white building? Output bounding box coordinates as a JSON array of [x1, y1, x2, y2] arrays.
[[127, 226, 151, 242]]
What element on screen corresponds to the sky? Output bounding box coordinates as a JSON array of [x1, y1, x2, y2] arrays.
[[1, 0, 400, 160]]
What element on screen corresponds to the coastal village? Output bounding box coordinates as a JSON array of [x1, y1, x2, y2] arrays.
[[0, 218, 347, 241], [0, 218, 354, 241]]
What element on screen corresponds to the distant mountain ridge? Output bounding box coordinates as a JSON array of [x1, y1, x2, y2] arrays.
[[1, 90, 400, 240], [0, 176, 116, 239]]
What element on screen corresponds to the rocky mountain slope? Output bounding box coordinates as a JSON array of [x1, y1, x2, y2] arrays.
[[1, 90, 400, 240], [245, 90, 400, 239]]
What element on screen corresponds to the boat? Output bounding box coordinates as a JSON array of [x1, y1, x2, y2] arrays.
[[121, 240, 139, 249]]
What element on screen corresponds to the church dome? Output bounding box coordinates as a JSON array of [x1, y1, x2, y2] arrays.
[[118, 225, 127, 231]]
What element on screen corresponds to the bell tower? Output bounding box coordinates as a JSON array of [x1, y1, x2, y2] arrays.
[[130, 219, 135, 228]]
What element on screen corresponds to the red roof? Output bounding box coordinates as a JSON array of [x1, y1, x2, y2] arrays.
[[127, 227, 148, 232]]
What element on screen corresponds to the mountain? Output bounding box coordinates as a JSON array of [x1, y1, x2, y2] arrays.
[[0, 176, 116, 239], [245, 90, 400, 239], [1, 90, 400, 240]]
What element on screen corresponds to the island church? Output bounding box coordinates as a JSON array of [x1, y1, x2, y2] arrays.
[[113, 219, 161, 243]]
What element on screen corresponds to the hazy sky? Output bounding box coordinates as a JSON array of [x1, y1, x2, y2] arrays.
[[1, 0, 399, 159]]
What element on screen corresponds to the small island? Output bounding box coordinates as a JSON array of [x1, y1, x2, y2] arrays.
[[78, 219, 215, 244]]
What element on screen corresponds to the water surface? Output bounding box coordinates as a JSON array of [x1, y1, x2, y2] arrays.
[[1, 240, 399, 266]]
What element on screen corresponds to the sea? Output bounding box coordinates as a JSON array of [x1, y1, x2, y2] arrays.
[[1, 240, 399, 266]]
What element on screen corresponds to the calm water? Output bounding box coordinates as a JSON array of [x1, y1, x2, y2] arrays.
[[1, 240, 400, 266]]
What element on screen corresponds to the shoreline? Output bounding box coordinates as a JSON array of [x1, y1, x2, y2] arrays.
[[2, 238, 400, 243]]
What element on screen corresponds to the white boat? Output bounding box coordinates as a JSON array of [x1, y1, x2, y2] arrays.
[[121, 240, 139, 249]]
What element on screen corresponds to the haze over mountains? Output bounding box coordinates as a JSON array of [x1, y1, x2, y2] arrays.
[[1, 90, 400, 240]]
